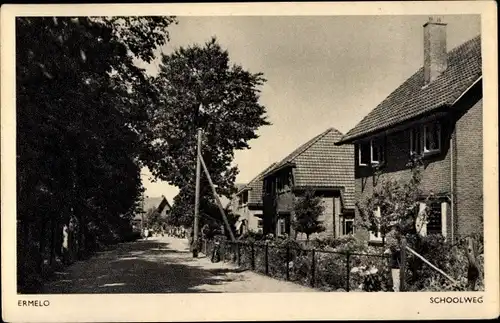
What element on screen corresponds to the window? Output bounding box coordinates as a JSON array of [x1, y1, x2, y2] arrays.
[[410, 128, 422, 155], [257, 219, 263, 228], [415, 201, 447, 237], [369, 207, 383, 242], [277, 172, 291, 192], [424, 122, 441, 153], [359, 139, 385, 166], [359, 142, 371, 166], [342, 217, 354, 235], [277, 215, 290, 236], [278, 218, 286, 236], [410, 121, 442, 156], [265, 180, 273, 195], [239, 192, 248, 206]]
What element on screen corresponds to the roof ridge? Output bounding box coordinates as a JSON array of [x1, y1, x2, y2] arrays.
[[340, 34, 481, 143], [266, 127, 341, 176], [291, 127, 343, 162], [288, 128, 333, 162], [237, 162, 277, 194], [248, 162, 277, 185]]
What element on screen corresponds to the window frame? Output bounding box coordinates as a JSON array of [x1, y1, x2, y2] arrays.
[[358, 139, 385, 167], [369, 206, 383, 242], [423, 122, 442, 154], [409, 121, 442, 156], [342, 217, 354, 236], [416, 201, 447, 238]]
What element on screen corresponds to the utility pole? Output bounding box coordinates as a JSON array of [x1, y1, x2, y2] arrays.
[[199, 152, 236, 242], [193, 128, 202, 258]]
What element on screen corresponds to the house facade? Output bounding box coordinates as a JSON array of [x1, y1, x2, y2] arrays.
[[262, 128, 355, 239], [233, 164, 276, 235], [336, 18, 482, 243]]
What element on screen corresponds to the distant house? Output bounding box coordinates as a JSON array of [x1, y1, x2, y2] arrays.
[[228, 183, 247, 215], [131, 195, 172, 232], [233, 164, 277, 235], [336, 18, 482, 243], [157, 195, 172, 220], [262, 127, 355, 239]]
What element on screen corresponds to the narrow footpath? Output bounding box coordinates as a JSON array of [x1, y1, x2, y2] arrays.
[[42, 236, 316, 293]]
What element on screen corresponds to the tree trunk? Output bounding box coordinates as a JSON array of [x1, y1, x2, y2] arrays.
[[38, 217, 48, 275]]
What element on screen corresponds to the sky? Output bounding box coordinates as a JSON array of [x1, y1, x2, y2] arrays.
[[138, 14, 481, 205]]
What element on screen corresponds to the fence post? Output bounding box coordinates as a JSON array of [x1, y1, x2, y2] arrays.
[[310, 249, 316, 288], [466, 237, 479, 291], [265, 243, 269, 275], [399, 237, 407, 292], [251, 243, 255, 270], [346, 252, 351, 292], [286, 245, 290, 281], [237, 243, 241, 266]]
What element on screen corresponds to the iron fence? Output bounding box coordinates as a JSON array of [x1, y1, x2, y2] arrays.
[[201, 239, 391, 292]]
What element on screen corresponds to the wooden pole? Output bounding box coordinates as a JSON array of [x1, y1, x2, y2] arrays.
[[193, 129, 202, 258], [405, 244, 457, 284], [198, 153, 236, 242]]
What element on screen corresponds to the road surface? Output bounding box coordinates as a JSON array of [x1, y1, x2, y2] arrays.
[[42, 236, 316, 293]]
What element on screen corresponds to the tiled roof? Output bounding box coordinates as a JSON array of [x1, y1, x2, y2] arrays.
[[234, 183, 247, 192], [237, 163, 277, 205], [338, 35, 482, 144], [266, 128, 355, 209]]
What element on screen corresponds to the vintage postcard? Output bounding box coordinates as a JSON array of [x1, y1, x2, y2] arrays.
[[1, 1, 498, 322]]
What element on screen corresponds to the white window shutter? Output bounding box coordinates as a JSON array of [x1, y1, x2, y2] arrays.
[[416, 202, 427, 236], [441, 202, 447, 238]]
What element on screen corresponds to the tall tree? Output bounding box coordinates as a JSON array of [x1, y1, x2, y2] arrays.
[[292, 190, 326, 241], [142, 37, 270, 227], [16, 16, 176, 293]]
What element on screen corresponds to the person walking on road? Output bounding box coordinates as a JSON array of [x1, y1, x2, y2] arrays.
[[144, 228, 149, 241]]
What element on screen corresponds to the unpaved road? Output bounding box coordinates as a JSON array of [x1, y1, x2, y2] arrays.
[[42, 236, 316, 293]]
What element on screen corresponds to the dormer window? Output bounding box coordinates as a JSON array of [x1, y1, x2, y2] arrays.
[[239, 191, 248, 206], [410, 121, 442, 156], [359, 139, 385, 167]]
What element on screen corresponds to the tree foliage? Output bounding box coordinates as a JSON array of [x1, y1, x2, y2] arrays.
[[168, 186, 239, 239], [140, 37, 270, 229], [355, 154, 435, 244], [292, 190, 326, 240], [16, 16, 176, 293], [141, 37, 270, 202]]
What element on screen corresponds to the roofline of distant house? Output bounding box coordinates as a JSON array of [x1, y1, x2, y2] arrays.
[[235, 162, 278, 195], [336, 76, 483, 146], [263, 161, 296, 178], [292, 185, 345, 192], [235, 186, 251, 196]]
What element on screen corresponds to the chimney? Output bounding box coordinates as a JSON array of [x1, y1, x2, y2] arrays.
[[423, 16, 447, 85]]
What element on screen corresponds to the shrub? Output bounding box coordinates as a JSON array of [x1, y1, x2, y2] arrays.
[[404, 234, 484, 291]]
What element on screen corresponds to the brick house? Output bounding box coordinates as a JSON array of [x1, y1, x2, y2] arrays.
[[336, 18, 482, 243], [233, 164, 276, 235], [262, 127, 355, 239]]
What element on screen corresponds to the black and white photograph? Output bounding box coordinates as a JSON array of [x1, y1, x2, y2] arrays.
[[1, 2, 498, 322]]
